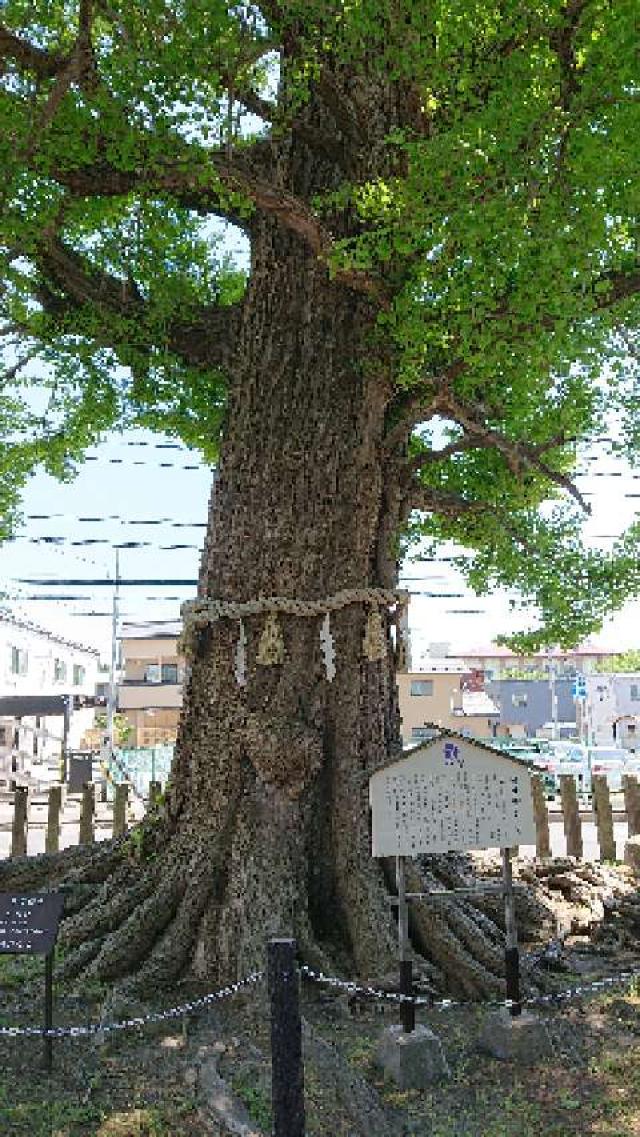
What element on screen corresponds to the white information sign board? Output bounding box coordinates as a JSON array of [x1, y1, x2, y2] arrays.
[[369, 736, 535, 857]]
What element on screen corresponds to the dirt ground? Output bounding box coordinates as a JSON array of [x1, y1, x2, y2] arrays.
[[1, 858, 640, 1137], [2, 947, 640, 1136]]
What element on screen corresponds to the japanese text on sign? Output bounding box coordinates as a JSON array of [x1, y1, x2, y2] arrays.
[[0, 893, 64, 955], [369, 738, 536, 857]]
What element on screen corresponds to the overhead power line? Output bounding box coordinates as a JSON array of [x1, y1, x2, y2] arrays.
[[16, 578, 199, 586], [24, 513, 206, 526]]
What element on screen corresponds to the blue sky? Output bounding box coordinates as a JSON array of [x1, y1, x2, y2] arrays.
[[1, 425, 639, 664]]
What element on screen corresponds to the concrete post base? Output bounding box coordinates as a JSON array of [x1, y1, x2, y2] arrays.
[[478, 1008, 552, 1062], [375, 1024, 450, 1089]]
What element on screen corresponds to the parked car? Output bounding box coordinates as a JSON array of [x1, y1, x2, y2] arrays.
[[542, 741, 590, 796], [587, 747, 628, 792]]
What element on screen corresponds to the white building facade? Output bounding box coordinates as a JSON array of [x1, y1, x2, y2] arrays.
[[581, 674, 640, 751], [0, 615, 100, 785]]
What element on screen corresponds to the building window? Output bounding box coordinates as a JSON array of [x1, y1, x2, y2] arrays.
[[630, 684, 640, 702], [411, 726, 436, 741], [628, 724, 636, 735], [72, 664, 86, 686], [512, 693, 528, 707], [0, 726, 6, 746], [144, 664, 161, 683], [410, 680, 433, 697], [53, 659, 67, 683], [161, 663, 178, 683], [9, 646, 28, 675]]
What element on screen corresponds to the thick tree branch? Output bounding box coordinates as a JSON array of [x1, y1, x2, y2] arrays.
[[408, 436, 477, 473], [53, 141, 386, 300], [1, 349, 39, 384], [0, 25, 68, 78], [548, 0, 592, 111], [409, 486, 484, 517], [33, 238, 241, 373], [407, 484, 536, 554], [595, 267, 640, 310], [435, 394, 590, 512]]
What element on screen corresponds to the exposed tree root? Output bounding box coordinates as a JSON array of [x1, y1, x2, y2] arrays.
[[82, 869, 184, 983], [405, 862, 505, 998], [7, 801, 630, 1003], [60, 865, 157, 951], [0, 838, 124, 892]]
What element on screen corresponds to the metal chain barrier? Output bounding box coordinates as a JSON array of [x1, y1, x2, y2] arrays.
[[299, 964, 640, 1013], [2, 962, 639, 1040], [0, 971, 263, 1038]]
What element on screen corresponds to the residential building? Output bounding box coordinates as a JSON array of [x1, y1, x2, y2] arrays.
[[422, 641, 618, 682], [397, 668, 500, 745], [117, 625, 185, 746], [486, 678, 577, 740], [580, 674, 640, 751], [0, 614, 100, 784]]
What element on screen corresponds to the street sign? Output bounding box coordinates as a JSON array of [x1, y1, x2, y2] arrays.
[[370, 733, 534, 1024], [0, 893, 64, 1072], [572, 677, 587, 699], [0, 892, 64, 954], [369, 734, 535, 857]]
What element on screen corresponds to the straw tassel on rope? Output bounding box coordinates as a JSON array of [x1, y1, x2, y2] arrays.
[[362, 605, 386, 662], [257, 611, 285, 666]]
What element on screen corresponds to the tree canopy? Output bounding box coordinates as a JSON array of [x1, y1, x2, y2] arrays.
[[1, 0, 639, 647]]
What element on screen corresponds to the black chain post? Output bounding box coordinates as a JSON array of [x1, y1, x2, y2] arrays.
[[43, 950, 53, 1071], [399, 958, 415, 1032], [267, 939, 305, 1137]]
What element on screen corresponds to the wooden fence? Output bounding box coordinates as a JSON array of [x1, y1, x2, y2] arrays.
[[530, 772, 640, 862], [1, 780, 163, 858], [2, 774, 640, 861]]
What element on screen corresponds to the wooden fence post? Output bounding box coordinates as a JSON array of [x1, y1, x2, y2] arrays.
[[113, 782, 130, 836], [622, 773, 640, 837], [559, 774, 583, 859], [267, 938, 305, 1137], [10, 786, 28, 857], [79, 782, 95, 845], [45, 785, 62, 854], [531, 775, 551, 859], [592, 774, 616, 862]]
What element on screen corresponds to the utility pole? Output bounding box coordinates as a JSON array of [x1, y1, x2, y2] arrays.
[[104, 550, 120, 768], [547, 649, 558, 741]]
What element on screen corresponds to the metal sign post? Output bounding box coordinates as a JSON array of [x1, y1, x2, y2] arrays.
[[396, 856, 415, 1033], [501, 847, 521, 1017], [0, 893, 64, 1071]]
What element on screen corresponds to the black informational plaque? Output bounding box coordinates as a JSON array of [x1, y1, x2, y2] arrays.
[[0, 892, 65, 1071], [0, 893, 64, 955]]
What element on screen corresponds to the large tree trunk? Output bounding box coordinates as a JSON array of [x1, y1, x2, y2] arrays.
[[0, 93, 519, 997], [0, 219, 516, 997], [165, 221, 402, 984], [52, 221, 404, 990]]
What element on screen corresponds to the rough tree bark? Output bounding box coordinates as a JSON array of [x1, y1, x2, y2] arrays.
[[0, 70, 536, 1000]]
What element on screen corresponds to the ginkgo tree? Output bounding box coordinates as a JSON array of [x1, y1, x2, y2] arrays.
[[0, 1, 639, 996]]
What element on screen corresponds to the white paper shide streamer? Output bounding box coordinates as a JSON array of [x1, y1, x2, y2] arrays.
[[319, 612, 336, 682], [234, 619, 248, 686]]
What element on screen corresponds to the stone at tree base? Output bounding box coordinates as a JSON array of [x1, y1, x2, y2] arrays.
[[375, 1024, 450, 1089], [477, 1008, 552, 1062], [624, 836, 640, 871]]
